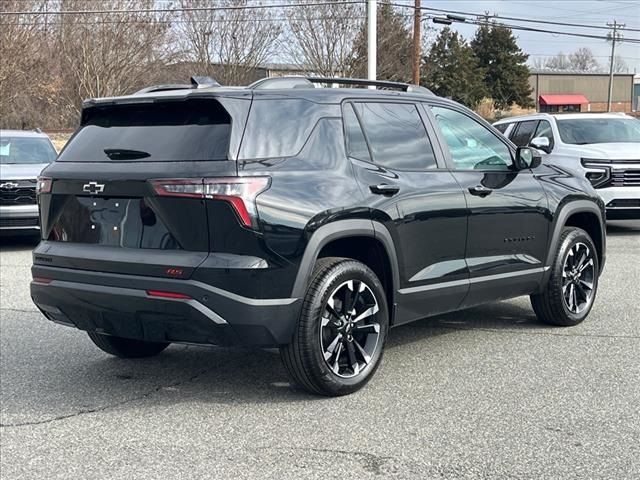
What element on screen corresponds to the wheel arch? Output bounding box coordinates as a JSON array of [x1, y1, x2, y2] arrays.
[[544, 200, 606, 279], [291, 219, 400, 323]]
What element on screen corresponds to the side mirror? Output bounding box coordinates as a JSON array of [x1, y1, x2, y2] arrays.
[[530, 136, 552, 154], [516, 147, 542, 170]]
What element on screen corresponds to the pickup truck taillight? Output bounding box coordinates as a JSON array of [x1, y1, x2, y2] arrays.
[[150, 177, 270, 229]]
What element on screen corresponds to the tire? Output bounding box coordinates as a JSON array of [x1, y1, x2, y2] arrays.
[[280, 257, 389, 396], [531, 227, 599, 326], [87, 332, 170, 358]]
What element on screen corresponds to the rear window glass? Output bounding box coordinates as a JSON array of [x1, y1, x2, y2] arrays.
[[0, 136, 57, 164], [58, 100, 231, 162]]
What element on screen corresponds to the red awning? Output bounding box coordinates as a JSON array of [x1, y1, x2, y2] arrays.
[[539, 94, 589, 106]]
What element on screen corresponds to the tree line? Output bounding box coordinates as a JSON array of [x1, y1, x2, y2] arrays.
[[1, 0, 534, 129], [532, 47, 628, 74]]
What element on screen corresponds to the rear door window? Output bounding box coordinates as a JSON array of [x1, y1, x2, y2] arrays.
[[494, 123, 511, 134], [352, 102, 437, 170], [58, 99, 231, 162], [510, 120, 539, 147]]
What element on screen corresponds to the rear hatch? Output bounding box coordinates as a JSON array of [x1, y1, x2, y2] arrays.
[[36, 93, 251, 278]]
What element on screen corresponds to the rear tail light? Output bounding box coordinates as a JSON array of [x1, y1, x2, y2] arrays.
[[151, 177, 270, 228], [36, 177, 52, 194]]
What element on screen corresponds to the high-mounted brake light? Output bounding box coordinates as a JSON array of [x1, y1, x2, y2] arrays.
[[36, 176, 52, 194], [146, 290, 192, 300], [150, 177, 270, 228]]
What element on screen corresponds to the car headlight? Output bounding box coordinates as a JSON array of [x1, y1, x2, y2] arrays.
[[581, 159, 611, 188]]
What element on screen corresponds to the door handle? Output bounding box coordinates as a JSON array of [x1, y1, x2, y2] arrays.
[[468, 185, 493, 197], [369, 184, 400, 196]]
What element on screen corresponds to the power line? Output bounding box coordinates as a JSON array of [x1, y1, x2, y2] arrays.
[[413, 4, 640, 33], [388, 3, 640, 44]]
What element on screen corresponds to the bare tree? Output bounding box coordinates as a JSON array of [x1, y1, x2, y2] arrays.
[[568, 47, 600, 72], [348, 2, 413, 82], [613, 54, 628, 73], [0, 1, 49, 127], [282, 1, 364, 77], [178, 0, 282, 85], [542, 52, 571, 71], [56, 0, 173, 118]]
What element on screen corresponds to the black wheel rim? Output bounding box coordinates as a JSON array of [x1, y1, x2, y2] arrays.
[[319, 280, 381, 379], [562, 242, 595, 315]]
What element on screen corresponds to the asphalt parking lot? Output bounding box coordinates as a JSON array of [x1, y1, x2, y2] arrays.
[[1, 221, 638, 480]]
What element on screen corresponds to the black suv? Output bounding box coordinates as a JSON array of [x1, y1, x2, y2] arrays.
[[31, 77, 606, 396]]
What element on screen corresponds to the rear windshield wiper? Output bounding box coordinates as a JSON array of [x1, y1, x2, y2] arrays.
[[104, 148, 151, 160]]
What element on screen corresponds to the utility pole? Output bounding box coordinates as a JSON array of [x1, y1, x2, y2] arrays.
[[607, 20, 624, 112], [412, 0, 421, 85], [367, 0, 377, 85]]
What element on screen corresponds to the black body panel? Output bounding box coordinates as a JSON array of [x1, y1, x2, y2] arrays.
[[31, 85, 606, 347]]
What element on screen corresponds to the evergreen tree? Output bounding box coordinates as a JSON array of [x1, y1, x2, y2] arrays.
[[421, 27, 487, 108], [348, 2, 413, 82], [471, 22, 534, 109]]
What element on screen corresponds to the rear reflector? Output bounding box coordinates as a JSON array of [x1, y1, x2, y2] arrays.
[[150, 177, 270, 228], [146, 290, 192, 300], [32, 277, 52, 284]]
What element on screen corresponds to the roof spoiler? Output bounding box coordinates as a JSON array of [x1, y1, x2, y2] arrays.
[[133, 76, 220, 95]]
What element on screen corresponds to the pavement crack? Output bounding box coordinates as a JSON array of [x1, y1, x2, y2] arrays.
[[0, 355, 214, 429], [259, 446, 396, 475], [0, 307, 40, 314]]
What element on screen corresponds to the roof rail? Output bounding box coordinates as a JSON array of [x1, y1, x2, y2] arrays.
[[249, 76, 314, 90], [307, 77, 433, 94]]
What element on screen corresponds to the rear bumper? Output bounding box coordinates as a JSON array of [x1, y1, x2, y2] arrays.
[[0, 205, 40, 233], [30, 266, 301, 347]]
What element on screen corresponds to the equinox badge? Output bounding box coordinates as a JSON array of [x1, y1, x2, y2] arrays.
[[83, 181, 105, 194]]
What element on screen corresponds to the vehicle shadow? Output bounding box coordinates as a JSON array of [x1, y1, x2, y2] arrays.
[[0, 299, 557, 427], [0, 234, 40, 251], [386, 300, 544, 350], [61, 302, 548, 406], [606, 220, 640, 236]]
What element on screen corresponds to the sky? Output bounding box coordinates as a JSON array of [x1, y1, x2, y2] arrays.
[[414, 0, 640, 73]]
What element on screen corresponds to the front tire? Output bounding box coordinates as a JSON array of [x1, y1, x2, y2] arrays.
[[281, 257, 389, 396], [87, 332, 170, 358], [531, 227, 599, 326]]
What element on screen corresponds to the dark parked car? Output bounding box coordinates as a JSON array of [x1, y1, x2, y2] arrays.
[[31, 77, 606, 396]]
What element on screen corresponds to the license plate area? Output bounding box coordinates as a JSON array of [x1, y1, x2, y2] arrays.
[[49, 196, 180, 249]]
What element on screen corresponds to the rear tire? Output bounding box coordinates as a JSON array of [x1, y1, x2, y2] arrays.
[[281, 257, 389, 396], [87, 332, 170, 358], [531, 227, 599, 326]]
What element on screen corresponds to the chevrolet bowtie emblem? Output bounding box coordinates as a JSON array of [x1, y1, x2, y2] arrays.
[[0, 182, 19, 190], [82, 181, 105, 194]]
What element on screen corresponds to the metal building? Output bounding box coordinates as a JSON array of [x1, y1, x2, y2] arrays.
[[528, 70, 635, 113]]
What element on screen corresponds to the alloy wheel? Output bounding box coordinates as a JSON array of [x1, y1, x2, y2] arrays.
[[562, 242, 595, 315], [320, 280, 381, 378]]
